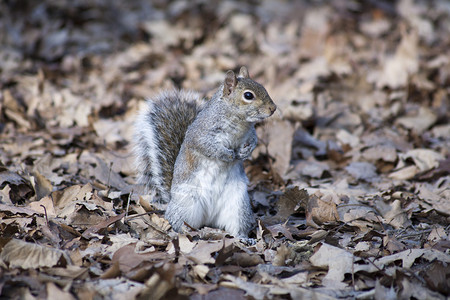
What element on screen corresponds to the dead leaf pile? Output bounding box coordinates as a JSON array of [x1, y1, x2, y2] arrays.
[[1, 0, 449, 299]]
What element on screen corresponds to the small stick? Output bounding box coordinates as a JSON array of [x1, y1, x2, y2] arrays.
[[41, 205, 49, 226]]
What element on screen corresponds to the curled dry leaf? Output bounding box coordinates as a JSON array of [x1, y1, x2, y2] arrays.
[[306, 193, 340, 228], [401, 149, 444, 172], [30, 171, 53, 200]]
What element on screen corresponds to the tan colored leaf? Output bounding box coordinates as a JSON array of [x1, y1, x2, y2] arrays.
[[46, 282, 76, 300], [272, 244, 292, 266], [266, 223, 294, 241], [82, 212, 125, 239], [389, 165, 419, 180], [30, 171, 53, 200], [230, 252, 264, 267], [309, 243, 355, 289], [1, 239, 66, 269], [266, 187, 308, 225], [0, 203, 39, 216], [345, 161, 379, 182], [264, 120, 295, 176], [186, 239, 234, 265], [28, 196, 56, 218], [0, 185, 12, 205], [401, 149, 444, 172], [382, 200, 412, 229], [306, 193, 340, 227], [396, 107, 437, 134], [376, 26, 419, 89], [138, 264, 177, 300], [221, 274, 269, 300], [112, 243, 171, 274], [193, 264, 209, 280]]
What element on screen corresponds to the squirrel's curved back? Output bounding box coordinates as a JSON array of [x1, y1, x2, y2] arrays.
[[134, 90, 205, 201]]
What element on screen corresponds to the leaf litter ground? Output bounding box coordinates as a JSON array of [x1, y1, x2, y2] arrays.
[[0, 1, 449, 299]]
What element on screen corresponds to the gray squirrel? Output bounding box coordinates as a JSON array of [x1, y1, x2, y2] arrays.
[[134, 67, 276, 237]]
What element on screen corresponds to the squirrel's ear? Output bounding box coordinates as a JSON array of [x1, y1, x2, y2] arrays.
[[238, 66, 249, 78], [224, 70, 237, 96]]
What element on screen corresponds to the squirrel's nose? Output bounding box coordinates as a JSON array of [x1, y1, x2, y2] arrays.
[[270, 104, 277, 114]]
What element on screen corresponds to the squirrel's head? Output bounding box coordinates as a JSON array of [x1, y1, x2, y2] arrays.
[[222, 66, 277, 123]]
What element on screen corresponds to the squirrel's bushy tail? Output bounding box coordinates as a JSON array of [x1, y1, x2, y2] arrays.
[[133, 90, 204, 202]]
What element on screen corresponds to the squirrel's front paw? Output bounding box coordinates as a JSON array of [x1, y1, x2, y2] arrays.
[[236, 143, 254, 160], [220, 148, 236, 162], [238, 236, 257, 245]]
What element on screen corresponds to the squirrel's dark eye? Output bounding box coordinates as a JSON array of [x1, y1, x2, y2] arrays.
[[243, 92, 254, 100]]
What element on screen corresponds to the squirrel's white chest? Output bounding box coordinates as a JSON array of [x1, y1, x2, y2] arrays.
[[194, 159, 239, 198], [195, 159, 248, 227]]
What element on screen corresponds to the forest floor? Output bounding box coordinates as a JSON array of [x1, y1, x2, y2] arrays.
[[0, 0, 449, 299]]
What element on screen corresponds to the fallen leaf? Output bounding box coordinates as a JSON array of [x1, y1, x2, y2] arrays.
[[1, 238, 67, 269], [401, 149, 444, 172], [309, 243, 355, 289], [30, 171, 53, 201], [265, 120, 295, 177], [396, 107, 437, 133], [82, 212, 126, 239], [376, 26, 419, 89], [345, 161, 379, 182], [306, 193, 340, 227], [46, 282, 76, 300]]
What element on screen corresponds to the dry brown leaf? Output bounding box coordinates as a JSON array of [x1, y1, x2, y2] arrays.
[[81, 212, 126, 239], [111, 243, 172, 275], [272, 244, 292, 266], [100, 261, 121, 279], [389, 165, 420, 180], [1, 1, 449, 298], [309, 243, 355, 289], [383, 235, 407, 253], [30, 171, 53, 200], [264, 120, 295, 177], [0, 238, 67, 269], [0, 185, 12, 205], [421, 261, 450, 296], [401, 149, 444, 172], [186, 239, 234, 265], [192, 264, 209, 280], [362, 145, 397, 163], [266, 223, 294, 241], [378, 199, 412, 229], [345, 161, 379, 182], [266, 187, 308, 225], [221, 274, 269, 300], [230, 252, 264, 267], [396, 107, 438, 134], [46, 282, 76, 300], [294, 159, 330, 179], [167, 235, 196, 255], [306, 193, 340, 227], [415, 182, 450, 216], [0, 203, 40, 216], [137, 263, 177, 300], [28, 195, 56, 218], [376, 26, 419, 89], [43, 265, 88, 280]]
